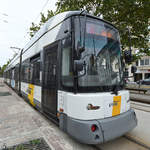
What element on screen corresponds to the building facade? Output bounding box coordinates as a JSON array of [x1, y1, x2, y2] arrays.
[[134, 56, 150, 82]]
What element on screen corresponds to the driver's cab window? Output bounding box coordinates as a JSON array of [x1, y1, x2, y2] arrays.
[[61, 37, 73, 87]]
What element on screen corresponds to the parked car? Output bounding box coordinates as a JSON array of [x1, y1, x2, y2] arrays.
[[136, 78, 150, 85]]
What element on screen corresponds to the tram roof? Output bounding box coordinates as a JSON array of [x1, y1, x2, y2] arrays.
[[5, 53, 20, 72], [23, 11, 81, 54], [22, 11, 116, 54], [5, 11, 116, 72]]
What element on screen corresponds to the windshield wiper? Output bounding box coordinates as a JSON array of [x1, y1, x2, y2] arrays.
[[92, 35, 98, 70]]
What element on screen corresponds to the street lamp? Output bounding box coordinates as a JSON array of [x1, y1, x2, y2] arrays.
[[10, 46, 21, 50], [0, 18, 8, 23], [0, 12, 8, 23], [0, 12, 8, 17], [10, 46, 21, 57]]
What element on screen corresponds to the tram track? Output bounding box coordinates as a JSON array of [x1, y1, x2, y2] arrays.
[[129, 91, 150, 105], [124, 135, 150, 150], [131, 98, 150, 105], [130, 94, 150, 112], [94, 135, 150, 150], [131, 99, 150, 113], [129, 100, 150, 150]]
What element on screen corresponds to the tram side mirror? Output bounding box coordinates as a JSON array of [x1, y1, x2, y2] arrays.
[[124, 50, 132, 64], [74, 60, 84, 72], [131, 65, 137, 74], [78, 46, 85, 54]]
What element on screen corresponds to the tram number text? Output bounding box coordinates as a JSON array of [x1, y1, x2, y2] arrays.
[[109, 101, 119, 107]]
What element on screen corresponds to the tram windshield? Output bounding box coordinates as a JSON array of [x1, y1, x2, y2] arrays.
[[74, 16, 123, 91]]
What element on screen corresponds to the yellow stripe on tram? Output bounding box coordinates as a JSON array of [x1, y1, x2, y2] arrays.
[[28, 84, 35, 106], [112, 96, 121, 117]]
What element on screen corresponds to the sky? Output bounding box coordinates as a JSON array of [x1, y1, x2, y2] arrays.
[[0, 0, 57, 67]]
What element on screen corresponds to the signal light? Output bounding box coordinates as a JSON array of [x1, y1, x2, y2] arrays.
[[91, 124, 97, 132]]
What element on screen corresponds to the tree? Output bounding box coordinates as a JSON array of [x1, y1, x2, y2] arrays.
[[56, 0, 150, 58], [0, 60, 10, 77], [29, 23, 40, 38], [99, 0, 150, 58], [29, 0, 149, 58]]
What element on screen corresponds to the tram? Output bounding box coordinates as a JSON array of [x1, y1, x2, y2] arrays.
[[4, 11, 137, 144]]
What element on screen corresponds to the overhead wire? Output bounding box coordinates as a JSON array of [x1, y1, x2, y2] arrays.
[[33, 0, 49, 23], [0, 12, 8, 23], [22, 0, 50, 44], [0, 12, 8, 17]]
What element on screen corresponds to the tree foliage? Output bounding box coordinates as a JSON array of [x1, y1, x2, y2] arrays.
[[0, 60, 10, 77], [56, 0, 150, 56], [29, 0, 150, 57], [99, 0, 150, 57]]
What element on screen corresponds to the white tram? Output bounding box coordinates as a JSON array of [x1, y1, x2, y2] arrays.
[[4, 11, 137, 144]]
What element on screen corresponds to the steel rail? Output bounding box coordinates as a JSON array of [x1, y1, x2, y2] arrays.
[[124, 135, 150, 150]]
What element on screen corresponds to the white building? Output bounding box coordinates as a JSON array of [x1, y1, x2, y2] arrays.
[[134, 56, 150, 81]]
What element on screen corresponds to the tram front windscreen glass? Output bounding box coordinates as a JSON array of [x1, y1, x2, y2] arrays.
[[74, 16, 123, 89]]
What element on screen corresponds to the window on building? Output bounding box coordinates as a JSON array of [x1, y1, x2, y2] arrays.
[[136, 61, 138, 66], [145, 73, 150, 79], [145, 59, 149, 65], [140, 59, 144, 66]]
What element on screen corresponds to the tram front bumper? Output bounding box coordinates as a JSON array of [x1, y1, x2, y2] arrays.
[[66, 109, 137, 144]]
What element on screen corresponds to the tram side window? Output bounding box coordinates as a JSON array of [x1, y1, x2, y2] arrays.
[[8, 71, 10, 79], [6, 71, 8, 79], [9, 70, 11, 79], [21, 60, 30, 83], [7, 70, 9, 79], [61, 37, 73, 87], [8, 71, 9, 79], [14, 65, 19, 81], [9, 69, 12, 79], [11, 69, 15, 80], [10, 70, 11, 79], [30, 56, 41, 85]]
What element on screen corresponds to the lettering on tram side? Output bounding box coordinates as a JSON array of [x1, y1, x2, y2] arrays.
[[109, 101, 119, 107]]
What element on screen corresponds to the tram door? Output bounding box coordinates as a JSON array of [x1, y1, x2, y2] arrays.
[[42, 43, 58, 119]]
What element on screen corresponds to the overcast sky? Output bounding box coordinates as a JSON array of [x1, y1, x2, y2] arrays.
[[0, 0, 57, 67]]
